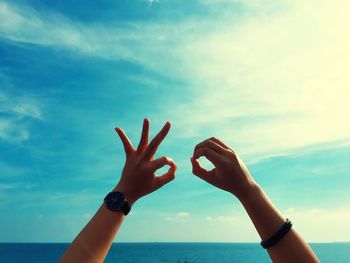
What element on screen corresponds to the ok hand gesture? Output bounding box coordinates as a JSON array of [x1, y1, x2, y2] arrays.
[[114, 119, 177, 205]]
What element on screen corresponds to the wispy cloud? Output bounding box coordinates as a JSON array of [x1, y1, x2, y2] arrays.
[[147, 0, 159, 6], [284, 208, 350, 242], [0, 2, 93, 52], [0, 1, 184, 72], [206, 215, 239, 223], [162, 0, 350, 161], [4, 0, 347, 153], [1, 0, 349, 243], [0, 88, 43, 120], [0, 79, 43, 143], [163, 211, 191, 222], [201, 208, 350, 242], [0, 116, 30, 143], [1, 0, 340, 159], [12, 103, 42, 119]]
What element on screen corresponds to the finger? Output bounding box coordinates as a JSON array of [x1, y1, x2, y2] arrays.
[[151, 156, 175, 170], [137, 118, 149, 152], [194, 139, 228, 155], [154, 164, 176, 189], [144, 121, 171, 160], [209, 137, 230, 150], [115, 128, 134, 157], [190, 157, 216, 184], [193, 146, 222, 166]]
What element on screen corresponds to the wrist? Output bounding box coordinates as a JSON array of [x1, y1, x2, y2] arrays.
[[113, 185, 138, 206]]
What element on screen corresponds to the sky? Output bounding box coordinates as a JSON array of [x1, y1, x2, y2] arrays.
[[0, 0, 350, 243]]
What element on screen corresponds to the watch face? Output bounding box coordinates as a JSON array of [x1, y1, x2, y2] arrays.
[[105, 192, 125, 211]]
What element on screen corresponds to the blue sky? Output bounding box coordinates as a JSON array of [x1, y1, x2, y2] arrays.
[[0, 0, 350, 242]]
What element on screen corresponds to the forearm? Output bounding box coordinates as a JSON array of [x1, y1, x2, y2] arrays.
[[60, 204, 125, 263], [239, 183, 319, 263], [60, 119, 175, 262], [191, 138, 319, 262]]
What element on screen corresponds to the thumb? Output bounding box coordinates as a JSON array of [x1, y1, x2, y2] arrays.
[[155, 165, 176, 189], [191, 157, 216, 185]]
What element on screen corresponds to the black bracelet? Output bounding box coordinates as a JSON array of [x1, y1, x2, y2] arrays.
[[260, 218, 293, 249]]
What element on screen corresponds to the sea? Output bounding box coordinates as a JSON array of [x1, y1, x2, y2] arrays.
[[0, 243, 349, 262]]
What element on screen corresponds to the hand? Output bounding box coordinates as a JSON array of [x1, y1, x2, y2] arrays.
[[191, 137, 257, 200], [114, 119, 176, 205]]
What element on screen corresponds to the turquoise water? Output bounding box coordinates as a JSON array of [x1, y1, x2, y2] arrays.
[[0, 243, 349, 262]]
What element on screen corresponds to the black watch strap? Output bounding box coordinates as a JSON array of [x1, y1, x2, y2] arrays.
[[121, 201, 131, 216]]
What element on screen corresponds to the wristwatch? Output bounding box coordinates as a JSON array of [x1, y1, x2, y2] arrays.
[[104, 191, 131, 215]]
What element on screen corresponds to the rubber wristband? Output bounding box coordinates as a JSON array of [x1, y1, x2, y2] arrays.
[[260, 218, 293, 249]]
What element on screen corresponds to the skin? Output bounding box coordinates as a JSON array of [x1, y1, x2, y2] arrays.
[[60, 119, 176, 263], [191, 137, 320, 263], [60, 119, 320, 263]]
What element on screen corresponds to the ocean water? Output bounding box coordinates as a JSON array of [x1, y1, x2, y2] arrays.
[[0, 243, 349, 263]]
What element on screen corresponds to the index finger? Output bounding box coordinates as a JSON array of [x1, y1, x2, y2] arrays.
[[137, 118, 149, 153], [194, 139, 228, 155], [192, 146, 222, 167], [143, 121, 171, 160], [115, 127, 134, 157]]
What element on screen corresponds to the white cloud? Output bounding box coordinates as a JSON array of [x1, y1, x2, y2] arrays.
[[0, 2, 93, 51], [0, 1, 178, 68], [147, 0, 159, 6], [167, 0, 350, 160], [164, 211, 191, 222], [185, 208, 350, 242], [284, 207, 295, 214], [0, 93, 42, 120], [132, 207, 350, 242], [284, 208, 350, 242], [0, 118, 30, 143], [0, 76, 43, 143], [1, 0, 350, 158], [13, 103, 42, 119], [206, 215, 238, 223]]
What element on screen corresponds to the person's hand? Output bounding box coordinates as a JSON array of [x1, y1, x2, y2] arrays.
[[190, 137, 257, 200], [113, 118, 176, 205]]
